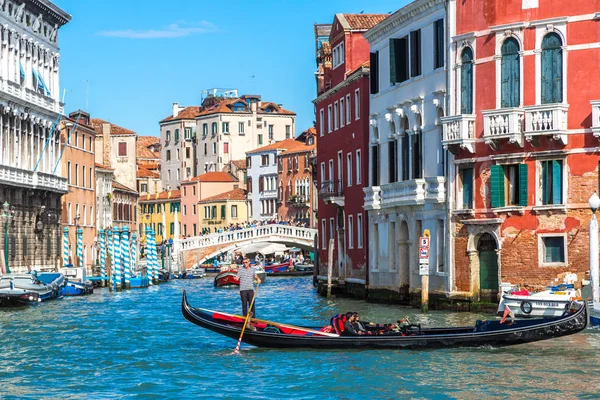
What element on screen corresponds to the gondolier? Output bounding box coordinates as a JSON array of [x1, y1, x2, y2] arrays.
[[237, 257, 261, 323]]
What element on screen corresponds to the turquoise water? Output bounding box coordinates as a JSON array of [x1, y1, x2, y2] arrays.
[[1, 277, 600, 399]]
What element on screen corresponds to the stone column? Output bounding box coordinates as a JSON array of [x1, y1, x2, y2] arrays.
[[468, 249, 480, 302], [0, 110, 3, 164]]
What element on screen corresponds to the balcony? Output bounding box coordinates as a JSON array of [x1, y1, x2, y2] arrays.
[[524, 103, 569, 145], [288, 195, 309, 207], [482, 108, 524, 149], [0, 78, 62, 114], [440, 114, 476, 154], [319, 180, 344, 207], [592, 100, 600, 138], [260, 189, 277, 199], [0, 164, 67, 193], [364, 178, 446, 210]]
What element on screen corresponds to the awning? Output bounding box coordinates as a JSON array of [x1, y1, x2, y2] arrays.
[[238, 242, 288, 255]]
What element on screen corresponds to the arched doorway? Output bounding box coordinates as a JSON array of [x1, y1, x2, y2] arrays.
[[398, 220, 410, 296], [477, 233, 499, 294]]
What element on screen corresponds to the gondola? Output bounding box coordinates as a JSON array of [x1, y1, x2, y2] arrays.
[[181, 291, 587, 349]]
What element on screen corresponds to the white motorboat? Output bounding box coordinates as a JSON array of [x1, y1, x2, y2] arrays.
[[498, 283, 579, 318]]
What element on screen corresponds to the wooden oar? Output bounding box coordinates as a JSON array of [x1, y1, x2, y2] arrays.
[[233, 315, 340, 338], [233, 283, 260, 355]]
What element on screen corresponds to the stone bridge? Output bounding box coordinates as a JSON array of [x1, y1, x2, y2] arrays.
[[174, 225, 317, 268]]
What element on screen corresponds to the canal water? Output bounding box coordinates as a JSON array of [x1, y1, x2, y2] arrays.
[[1, 277, 600, 399]]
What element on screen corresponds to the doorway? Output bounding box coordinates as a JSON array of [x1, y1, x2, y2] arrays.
[[478, 233, 499, 298]]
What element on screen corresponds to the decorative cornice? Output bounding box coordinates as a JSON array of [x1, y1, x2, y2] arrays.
[[364, 0, 444, 44], [489, 21, 528, 32], [312, 66, 369, 104]]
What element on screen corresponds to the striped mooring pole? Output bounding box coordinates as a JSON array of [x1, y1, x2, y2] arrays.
[[99, 229, 107, 287], [107, 229, 113, 290], [131, 232, 137, 278], [122, 225, 131, 289], [145, 226, 153, 286], [76, 228, 83, 268], [113, 227, 122, 291], [63, 227, 69, 267]]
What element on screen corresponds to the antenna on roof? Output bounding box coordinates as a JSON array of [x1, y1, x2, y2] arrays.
[[360, 10, 364, 14]]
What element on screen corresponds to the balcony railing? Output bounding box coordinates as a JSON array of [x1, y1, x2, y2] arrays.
[[482, 107, 524, 149], [524, 103, 569, 145], [260, 189, 277, 199], [440, 114, 476, 154], [364, 178, 446, 210], [288, 195, 309, 207], [319, 180, 344, 207], [0, 164, 67, 193], [592, 100, 600, 138], [0, 78, 62, 114]]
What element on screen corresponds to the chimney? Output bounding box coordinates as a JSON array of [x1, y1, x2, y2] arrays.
[[172, 102, 183, 118], [168, 190, 172, 199]]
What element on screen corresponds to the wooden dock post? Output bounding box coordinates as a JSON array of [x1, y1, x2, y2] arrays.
[[327, 238, 334, 298]]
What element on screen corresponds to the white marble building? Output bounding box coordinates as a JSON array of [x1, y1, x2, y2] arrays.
[[245, 143, 282, 221], [0, 0, 70, 273], [363, 0, 450, 298]]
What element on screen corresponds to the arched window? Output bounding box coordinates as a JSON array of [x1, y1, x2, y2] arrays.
[[460, 47, 474, 114], [541, 33, 563, 104], [501, 38, 520, 108]]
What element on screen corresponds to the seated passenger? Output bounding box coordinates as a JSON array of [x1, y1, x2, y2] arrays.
[[343, 312, 360, 336], [353, 313, 378, 333]]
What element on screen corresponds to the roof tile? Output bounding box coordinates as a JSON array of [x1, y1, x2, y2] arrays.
[[199, 188, 247, 203], [342, 14, 390, 30], [183, 171, 238, 183]]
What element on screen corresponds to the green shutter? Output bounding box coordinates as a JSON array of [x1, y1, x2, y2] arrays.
[[501, 38, 520, 108], [542, 33, 562, 104], [490, 165, 505, 208], [552, 160, 562, 204], [552, 45, 563, 103], [388, 42, 396, 84], [462, 168, 473, 209], [542, 161, 549, 205], [221, 205, 226, 219], [519, 163, 528, 206], [170, 222, 174, 235], [461, 48, 473, 114]]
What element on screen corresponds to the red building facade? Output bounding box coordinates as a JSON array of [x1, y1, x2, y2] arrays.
[[442, 0, 600, 300], [314, 14, 388, 295]]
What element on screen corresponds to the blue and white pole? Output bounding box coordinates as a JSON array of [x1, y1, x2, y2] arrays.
[[146, 226, 153, 286], [131, 232, 137, 278], [107, 230, 113, 289], [150, 228, 158, 284], [113, 227, 122, 291], [122, 225, 131, 289], [77, 228, 83, 268], [100, 229, 107, 286], [63, 227, 69, 267]]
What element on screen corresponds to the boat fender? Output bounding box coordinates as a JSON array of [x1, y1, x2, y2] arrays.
[[264, 326, 280, 334], [520, 301, 533, 315]]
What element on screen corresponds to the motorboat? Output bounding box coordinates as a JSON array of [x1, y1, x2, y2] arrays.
[[0, 282, 41, 307], [184, 268, 206, 279], [498, 283, 579, 318], [0, 272, 66, 302], [60, 266, 94, 296], [182, 291, 587, 349], [214, 264, 266, 288]]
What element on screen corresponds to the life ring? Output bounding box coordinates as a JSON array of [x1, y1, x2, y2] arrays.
[[520, 300, 533, 315]]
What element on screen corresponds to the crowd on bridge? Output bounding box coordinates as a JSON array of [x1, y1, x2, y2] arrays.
[[182, 217, 313, 239]]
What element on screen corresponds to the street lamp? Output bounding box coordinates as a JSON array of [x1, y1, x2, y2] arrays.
[[589, 192, 600, 307], [1, 201, 15, 274]]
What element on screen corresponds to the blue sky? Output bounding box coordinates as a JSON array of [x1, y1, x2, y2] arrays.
[[54, 0, 407, 137]]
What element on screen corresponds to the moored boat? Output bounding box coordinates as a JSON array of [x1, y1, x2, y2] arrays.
[[263, 263, 290, 274], [64, 280, 94, 296], [185, 268, 206, 279], [498, 284, 578, 318], [182, 291, 587, 349], [0, 272, 66, 302], [214, 267, 239, 288], [0, 285, 40, 307]]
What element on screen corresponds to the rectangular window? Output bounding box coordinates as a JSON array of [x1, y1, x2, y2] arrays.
[[410, 30, 421, 77], [285, 125, 291, 139], [347, 153, 353, 187], [231, 205, 238, 218], [320, 162, 325, 186], [220, 204, 226, 220], [357, 213, 363, 248], [491, 164, 528, 207], [268, 125, 274, 140], [166, 150, 171, 161], [211, 123, 217, 135], [238, 122, 245, 134], [327, 105, 333, 132], [183, 205, 186, 216], [258, 134, 263, 145], [460, 168, 474, 209], [436, 219, 444, 273], [213, 142, 217, 154], [222, 122, 230, 134], [193, 204, 196, 215], [434, 19, 444, 69], [340, 98, 345, 128], [166, 130, 171, 141], [203, 124, 208, 136], [348, 215, 354, 249], [388, 140, 397, 183], [390, 37, 409, 83], [118, 142, 127, 157], [224, 142, 229, 154], [319, 109, 324, 136], [541, 235, 566, 264], [356, 150, 362, 184], [329, 218, 335, 243], [354, 90, 360, 120], [211, 205, 217, 219], [141, 183, 148, 193], [186, 147, 191, 158], [185, 127, 192, 139], [175, 129, 180, 141], [334, 102, 339, 130], [541, 160, 563, 205], [204, 206, 210, 219], [193, 224, 197, 236], [411, 133, 422, 179], [345, 95, 351, 124], [170, 222, 174, 235], [321, 219, 327, 249], [75, 163, 78, 186], [370, 51, 379, 94], [67, 161, 71, 184], [371, 145, 379, 186]]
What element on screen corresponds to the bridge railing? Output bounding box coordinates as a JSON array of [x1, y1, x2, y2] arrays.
[[178, 225, 317, 251]]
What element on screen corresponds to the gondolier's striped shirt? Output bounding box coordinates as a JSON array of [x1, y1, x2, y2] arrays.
[[237, 266, 257, 291]]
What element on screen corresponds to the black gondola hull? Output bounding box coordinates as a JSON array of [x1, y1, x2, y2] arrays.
[[181, 291, 587, 349]]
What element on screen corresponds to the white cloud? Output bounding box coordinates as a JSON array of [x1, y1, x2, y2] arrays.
[[97, 21, 216, 39]]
